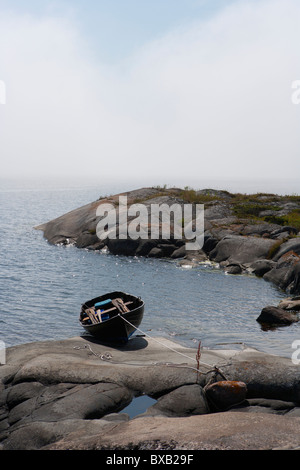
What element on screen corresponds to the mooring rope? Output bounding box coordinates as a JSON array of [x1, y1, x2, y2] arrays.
[[117, 314, 228, 378], [74, 314, 229, 379], [74, 344, 113, 361], [74, 343, 205, 374]]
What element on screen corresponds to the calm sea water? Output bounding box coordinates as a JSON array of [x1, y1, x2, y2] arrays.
[[0, 178, 299, 358]]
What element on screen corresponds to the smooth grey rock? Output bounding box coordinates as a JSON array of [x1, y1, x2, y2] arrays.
[[170, 245, 186, 258], [288, 262, 300, 294], [75, 231, 100, 249], [204, 203, 233, 220], [278, 297, 300, 311], [148, 247, 164, 257], [202, 234, 218, 253], [135, 239, 158, 256], [263, 256, 300, 293], [2, 418, 119, 451], [248, 259, 276, 277], [286, 408, 300, 417], [231, 398, 300, 416], [225, 263, 243, 275], [209, 235, 275, 265], [106, 238, 140, 256], [272, 239, 300, 262], [270, 226, 298, 237], [6, 381, 45, 409], [246, 398, 297, 413], [242, 223, 281, 237], [2, 336, 300, 450], [220, 358, 300, 402], [45, 413, 300, 451], [145, 384, 209, 417], [257, 306, 299, 326], [156, 243, 177, 257], [7, 382, 132, 426]]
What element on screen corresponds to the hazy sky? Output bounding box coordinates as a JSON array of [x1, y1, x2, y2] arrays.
[[0, 0, 299, 188]]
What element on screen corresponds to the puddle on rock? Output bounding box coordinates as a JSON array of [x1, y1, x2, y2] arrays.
[[121, 395, 157, 418]]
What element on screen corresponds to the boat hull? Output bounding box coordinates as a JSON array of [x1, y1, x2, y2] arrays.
[[79, 291, 144, 343]]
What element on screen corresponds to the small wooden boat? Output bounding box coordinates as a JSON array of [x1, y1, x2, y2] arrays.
[[79, 291, 144, 343]]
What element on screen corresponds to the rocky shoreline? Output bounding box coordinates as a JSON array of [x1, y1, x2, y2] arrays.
[[1, 336, 300, 450], [35, 186, 300, 297], [35, 186, 300, 327]]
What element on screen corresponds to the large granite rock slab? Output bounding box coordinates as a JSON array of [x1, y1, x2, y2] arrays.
[[208, 235, 275, 265], [1, 336, 300, 450]]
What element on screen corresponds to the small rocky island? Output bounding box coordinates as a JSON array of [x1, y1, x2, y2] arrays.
[[36, 186, 300, 297], [1, 186, 300, 450]]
